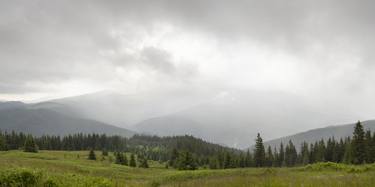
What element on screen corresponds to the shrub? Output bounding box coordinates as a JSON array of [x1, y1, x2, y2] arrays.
[[88, 149, 96, 160], [0, 169, 41, 186]]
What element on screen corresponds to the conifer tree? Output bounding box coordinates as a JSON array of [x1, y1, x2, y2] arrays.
[[138, 154, 149, 168], [169, 148, 179, 168], [371, 132, 375, 163], [343, 137, 353, 164], [285, 140, 297, 167], [88, 149, 96, 160], [224, 152, 232, 169], [217, 152, 224, 169], [300, 142, 309, 165], [177, 151, 197, 170], [364, 130, 373, 163], [254, 133, 265, 167], [273, 147, 279, 166], [352, 121, 366, 164], [265, 146, 274, 167], [0, 135, 6, 151], [102, 149, 108, 156], [278, 143, 285, 167], [245, 150, 253, 167], [208, 157, 218, 169], [123, 153, 129, 166], [24, 135, 38, 153], [129, 153, 137, 167]]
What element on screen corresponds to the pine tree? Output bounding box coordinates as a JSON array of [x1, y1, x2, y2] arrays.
[[217, 152, 224, 169], [254, 133, 265, 167], [24, 135, 38, 153], [343, 137, 353, 164], [265, 146, 274, 167], [208, 157, 218, 169], [285, 140, 297, 167], [102, 149, 108, 156], [224, 152, 232, 169], [0, 135, 6, 151], [245, 150, 253, 167], [115, 152, 128, 165], [169, 148, 179, 168], [352, 121, 366, 164], [138, 154, 149, 168], [176, 151, 196, 170], [278, 143, 285, 167], [123, 153, 129, 166], [371, 132, 375, 163], [300, 142, 309, 165], [365, 130, 373, 163], [129, 153, 137, 167], [88, 149, 96, 160], [325, 137, 336, 162], [273, 147, 279, 166]]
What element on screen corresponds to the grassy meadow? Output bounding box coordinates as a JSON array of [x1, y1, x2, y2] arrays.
[[0, 150, 375, 187]]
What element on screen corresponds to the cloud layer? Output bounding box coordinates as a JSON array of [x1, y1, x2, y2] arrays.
[[0, 0, 375, 121]]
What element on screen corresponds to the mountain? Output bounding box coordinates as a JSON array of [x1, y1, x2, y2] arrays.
[[49, 90, 213, 126], [263, 120, 375, 151], [133, 90, 344, 148], [28, 89, 360, 149], [0, 101, 134, 137]]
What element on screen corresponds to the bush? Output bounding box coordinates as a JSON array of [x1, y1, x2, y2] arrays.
[[0, 169, 113, 186], [0, 169, 42, 186], [88, 149, 96, 160], [300, 162, 375, 173]]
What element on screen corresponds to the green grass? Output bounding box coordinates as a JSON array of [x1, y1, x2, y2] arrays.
[[1, 151, 375, 186]]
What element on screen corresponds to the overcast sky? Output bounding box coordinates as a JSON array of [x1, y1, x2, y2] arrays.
[[1, 0, 375, 122]]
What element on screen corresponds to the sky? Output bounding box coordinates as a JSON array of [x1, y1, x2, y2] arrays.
[[1, 0, 375, 122]]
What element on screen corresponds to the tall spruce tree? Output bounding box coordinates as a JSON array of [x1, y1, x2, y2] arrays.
[[24, 135, 38, 153], [245, 150, 253, 167], [254, 133, 265, 167], [224, 152, 232, 169], [365, 130, 373, 163], [371, 132, 375, 163], [343, 137, 353, 164], [0, 135, 6, 151], [177, 151, 197, 170], [285, 140, 297, 167], [300, 142, 310, 165], [88, 149, 96, 160], [352, 121, 366, 164], [278, 143, 285, 167], [129, 153, 137, 167], [266, 146, 274, 167], [138, 154, 149, 168], [169, 148, 179, 168]]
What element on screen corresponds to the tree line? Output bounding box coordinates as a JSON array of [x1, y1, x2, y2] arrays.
[[0, 121, 374, 170], [252, 121, 375, 167]]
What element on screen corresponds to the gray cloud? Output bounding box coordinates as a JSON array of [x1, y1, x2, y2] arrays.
[[0, 0, 374, 121], [140, 47, 176, 74]]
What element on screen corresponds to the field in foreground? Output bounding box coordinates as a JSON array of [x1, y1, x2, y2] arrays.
[[1, 151, 375, 187]]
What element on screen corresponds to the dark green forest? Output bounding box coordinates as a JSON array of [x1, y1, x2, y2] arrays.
[[0, 121, 374, 170]]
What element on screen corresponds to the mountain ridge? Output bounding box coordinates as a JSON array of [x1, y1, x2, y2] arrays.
[[0, 101, 134, 137]]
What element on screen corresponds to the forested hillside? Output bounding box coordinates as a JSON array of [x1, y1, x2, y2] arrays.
[[1, 121, 374, 170]]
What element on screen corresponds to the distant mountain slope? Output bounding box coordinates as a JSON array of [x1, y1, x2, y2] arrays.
[[0, 102, 134, 137], [263, 120, 375, 150], [134, 90, 342, 148], [49, 90, 213, 126]]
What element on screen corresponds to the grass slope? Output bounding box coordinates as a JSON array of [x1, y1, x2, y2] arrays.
[[0, 151, 375, 186]]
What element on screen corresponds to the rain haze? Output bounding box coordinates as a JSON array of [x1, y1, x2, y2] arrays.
[[1, 0, 375, 148]]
